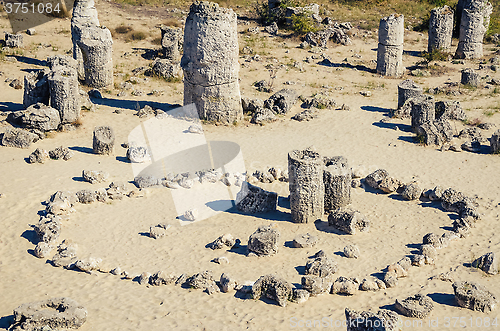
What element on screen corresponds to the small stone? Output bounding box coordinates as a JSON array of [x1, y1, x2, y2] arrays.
[[127, 146, 151, 163], [139, 272, 151, 285], [28, 148, 49, 164], [183, 209, 198, 222], [82, 170, 109, 184], [110, 267, 121, 275], [453, 281, 498, 313], [343, 244, 360, 258], [401, 182, 422, 200], [220, 273, 237, 293], [292, 233, 318, 248], [213, 256, 229, 264], [291, 288, 310, 304]]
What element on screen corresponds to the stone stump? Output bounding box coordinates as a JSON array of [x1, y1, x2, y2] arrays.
[[71, 0, 100, 80], [491, 129, 500, 154], [93, 126, 114, 155], [48, 68, 81, 124], [324, 156, 351, 213], [77, 26, 113, 88], [23, 70, 50, 108], [428, 5, 454, 52], [377, 14, 404, 77], [181, 1, 243, 124], [160, 26, 183, 61], [410, 95, 435, 133], [397, 79, 423, 109], [461, 68, 479, 87], [288, 149, 324, 224]]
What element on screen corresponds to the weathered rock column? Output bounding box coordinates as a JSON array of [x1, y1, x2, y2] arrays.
[[181, 1, 243, 123], [77, 26, 113, 88], [428, 6, 454, 52], [288, 149, 324, 224], [410, 95, 435, 133], [455, 0, 492, 59], [397, 79, 423, 109], [461, 68, 479, 86], [23, 70, 50, 108], [324, 156, 351, 213], [48, 67, 81, 124], [71, 0, 100, 80], [377, 14, 404, 77], [160, 26, 183, 61]]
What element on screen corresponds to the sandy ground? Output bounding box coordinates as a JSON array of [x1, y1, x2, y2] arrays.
[[1, 1, 500, 330]]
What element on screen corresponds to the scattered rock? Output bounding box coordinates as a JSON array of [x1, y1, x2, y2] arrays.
[[34, 242, 54, 259], [331, 276, 358, 295], [378, 176, 402, 193], [220, 273, 237, 293], [345, 308, 401, 331], [139, 272, 151, 285], [208, 233, 236, 250], [149, 270, 177, 286], [35, 216, 61, 244], [213, 256, 229, 264], [305, 256, 338, 278], [291, 288, 310, 304], [235, 183, 278, 213], [10, 297, 87, 331], [149, 224, 171, 239], [395, 294, 434, 318], [247, 225, 280, 256], [473, 252, 498, 275], [301, 275, 333, 296], [49, 146, 74, 160], [343, 244, 360, 258], [127, 146, 151, 163], [187, 270, 219, 294], [292, 233, 318, 248], [134, 175, 160, 188], [252, 274, 292, 307], [76, 189, 96, 204], [183, 209, 198, 222], [250, 107, 277, 124], [264, 89, 298, 114], [1, 128, 38, 149], [327, 207, 370, 235], [401, 182, 422, 201], [75, 257, 101, 274], [453, 281, 498, 313], [360, 277, 386, 291], [28, 148, 49, 164], [365, 169, 389, 189], [82, 170, 109, 184]]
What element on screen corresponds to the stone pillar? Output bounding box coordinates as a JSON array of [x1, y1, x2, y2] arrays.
[[71, 0, 100, 80], [160, 26, 183, 61], [48, 68, 81, 124], [397, 79, 423, 109], [77, 26, 113, 88], [428, 6, 454, 52], [288, 149, 324, 224], [324, 156, 351, 213], [181, 1, 243, 124], [461, 68, 479, 86], [377, 14, 404, 77], [455, 0, 492, 59], [410, 95, 435, 133], [23, 70, 50, 108]]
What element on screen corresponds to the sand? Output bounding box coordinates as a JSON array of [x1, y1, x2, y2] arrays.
[[1, 1, 500, 330]]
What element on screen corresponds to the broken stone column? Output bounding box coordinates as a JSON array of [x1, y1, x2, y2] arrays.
[[288, 149, 324, 224], [461, 68, 479, 87], [71, 0, 100, 80], [181, 1, 243, 124], [456, 0, 492, 38], [324, 156, 351, 213], [77, 26, 113, 88], [428, 6, 454, 52], [160, 26, 183, 61], [93, 126, 115, 155], [377, 14, 404, 77], [23, 70, 50, 108], [455, 0, 492, 59], [410, 95, 435, 133], [48, 67, 81, 124], [397, 79, 423, 109]]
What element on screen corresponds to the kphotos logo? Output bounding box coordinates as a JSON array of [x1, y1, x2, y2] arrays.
[[128, 103, 246, 226]]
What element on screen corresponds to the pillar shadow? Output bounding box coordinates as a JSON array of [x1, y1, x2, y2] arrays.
[[0, 101, 24, 112], [318, 58, 376, 74], [91, 97, 180, 112], [0, 315, 14, 329], [427, 292, 456, 307]]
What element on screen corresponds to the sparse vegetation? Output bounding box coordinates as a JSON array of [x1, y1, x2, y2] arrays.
[[115, 25, 133, 34], [290, 12, 318, 35]]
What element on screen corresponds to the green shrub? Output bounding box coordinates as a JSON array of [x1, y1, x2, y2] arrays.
[[130, 31, 147, 41], [422, 49, 450, 62], [290, 12, 318, 34], [115, 25, 133, 34]]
